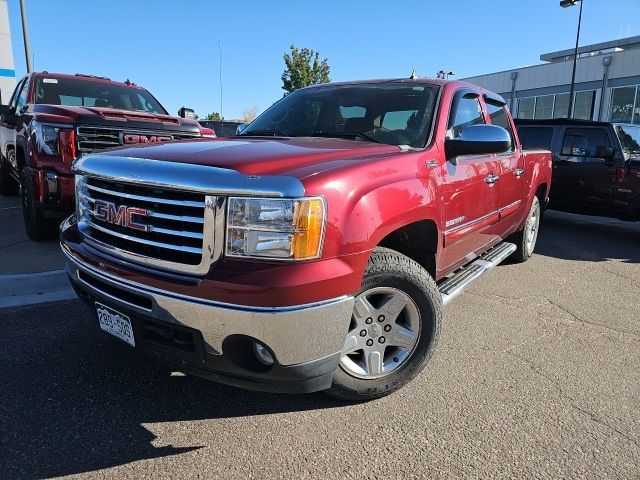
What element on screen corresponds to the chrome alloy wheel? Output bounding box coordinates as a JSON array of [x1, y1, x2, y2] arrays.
[[340, 287, 421, 379], [525, 202, 540, 256]]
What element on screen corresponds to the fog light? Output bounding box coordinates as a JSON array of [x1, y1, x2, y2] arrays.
[[44, 171, 60, 204], [252, 341, 274, 366]]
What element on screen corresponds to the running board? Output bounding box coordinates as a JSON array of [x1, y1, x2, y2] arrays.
[[438, 242, 516, 307]]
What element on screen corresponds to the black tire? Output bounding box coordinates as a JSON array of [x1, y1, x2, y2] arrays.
[[325, 247, 443, 402], [508, 196, 541, 263], [20, 169, 57, 241], [0, 156, 18, 196]]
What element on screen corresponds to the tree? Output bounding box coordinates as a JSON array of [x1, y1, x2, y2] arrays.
[[241, 106, 259, 124], [204, 112, 222, 121], [281, 45, 330, 93]]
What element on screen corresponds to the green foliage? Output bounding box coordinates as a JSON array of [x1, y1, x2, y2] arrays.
[[204, 112, 223, 121], [281, 45, 331, 93]]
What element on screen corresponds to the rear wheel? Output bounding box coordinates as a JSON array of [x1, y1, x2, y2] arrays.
[[508, 196, 541, 263], [0, 154, 18, 196], [21, 169, 57, 241], [326, 247, 443, 402]]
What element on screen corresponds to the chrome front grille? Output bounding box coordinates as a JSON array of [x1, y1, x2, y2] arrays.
[[76, 126, 201, 153], [76, 175, 219, 275]]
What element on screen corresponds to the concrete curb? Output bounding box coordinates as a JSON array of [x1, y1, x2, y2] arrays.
[[0, 270, 76, 309]]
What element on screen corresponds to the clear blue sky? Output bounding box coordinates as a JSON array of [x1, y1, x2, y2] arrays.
[[6, 0, 640, 120]]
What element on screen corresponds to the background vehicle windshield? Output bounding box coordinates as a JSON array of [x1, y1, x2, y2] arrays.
[[241, 83, 439, 148], [615, 124, 640, 154], [34, 77, 167, 114]]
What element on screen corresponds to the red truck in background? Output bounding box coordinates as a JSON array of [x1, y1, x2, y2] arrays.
[[60, 78, 552, 401], [0, 72, 204, 240]]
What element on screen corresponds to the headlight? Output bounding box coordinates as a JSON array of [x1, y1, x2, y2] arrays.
[[226, 196, 325, 260], [33, 122, 61, 155], [75, 175, 88, 220]]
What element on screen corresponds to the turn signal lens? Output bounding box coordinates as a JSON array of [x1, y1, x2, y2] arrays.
[[292, 198, 324, 260], [226, 196, 325, 260]]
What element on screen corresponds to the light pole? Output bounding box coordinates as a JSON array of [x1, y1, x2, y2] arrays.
[[19, 0, 33, 73], [436, 70, 455, 80], [560, 0, 583, 118]]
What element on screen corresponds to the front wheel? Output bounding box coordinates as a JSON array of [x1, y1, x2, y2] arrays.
[[21, 169, 57, 241], [326, 247, 443, 402], [508, 196, 541, 263]]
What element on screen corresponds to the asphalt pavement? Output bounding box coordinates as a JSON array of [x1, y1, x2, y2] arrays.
[[0, 211, 639, 479]]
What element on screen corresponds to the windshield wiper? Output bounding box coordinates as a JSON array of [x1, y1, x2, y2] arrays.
[[313, 131, 382, 144], [240, 128, 286, 137]]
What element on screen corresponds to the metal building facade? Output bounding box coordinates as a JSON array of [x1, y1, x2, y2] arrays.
[[0, 0, 15, 104], [463, 36, 640, 124]]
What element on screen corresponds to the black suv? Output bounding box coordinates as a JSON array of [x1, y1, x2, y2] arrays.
[[515, 119, 640, 221]]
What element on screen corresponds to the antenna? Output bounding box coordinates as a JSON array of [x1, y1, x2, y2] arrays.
[[219, 40, 223, 119], [409, 69, 419, 80]]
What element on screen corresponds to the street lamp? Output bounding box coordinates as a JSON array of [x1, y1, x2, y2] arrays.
[[560, 0, 584, 118], [436, 70, 455, 80]]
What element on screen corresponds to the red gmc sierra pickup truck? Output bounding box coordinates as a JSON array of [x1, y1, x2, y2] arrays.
[[0, 72, 203, 240], [60, 78, 552, 401]]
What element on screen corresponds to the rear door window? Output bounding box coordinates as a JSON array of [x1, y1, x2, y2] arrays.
[[518, 127, 554, 150], [561, 128, 610, 158], [486, 101, 515, 152]]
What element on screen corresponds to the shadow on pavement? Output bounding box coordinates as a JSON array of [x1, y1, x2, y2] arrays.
[[0, 300, 343, 479], [535, 211, 640, 264]]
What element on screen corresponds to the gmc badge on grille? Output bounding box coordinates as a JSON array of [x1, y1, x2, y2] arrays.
[[122, 133, 172, 144], [93, 200, 150, 232]]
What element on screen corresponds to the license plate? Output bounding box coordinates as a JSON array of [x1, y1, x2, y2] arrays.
[[96, 303, 135, 347]]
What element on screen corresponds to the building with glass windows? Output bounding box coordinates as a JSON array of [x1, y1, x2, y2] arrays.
[[0, 0, 16, 104], [463, 36, 640, 124]]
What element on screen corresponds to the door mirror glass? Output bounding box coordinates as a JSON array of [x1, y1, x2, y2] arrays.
[[0, 104, 11, 117], [595, 145, 614, 160], [236, 123, 248, 135], [445, 124, 512, 162]]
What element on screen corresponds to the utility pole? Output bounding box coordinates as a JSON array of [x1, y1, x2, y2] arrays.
[[19, 0, 33, 73]]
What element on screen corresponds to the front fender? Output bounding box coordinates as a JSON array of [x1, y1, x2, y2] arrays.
[[332, 175, 441, 257]]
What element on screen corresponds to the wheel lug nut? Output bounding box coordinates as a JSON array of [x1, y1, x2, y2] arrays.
[[359, 329, 367, 337], [379, 336, 385, 344], [365, 317, 373, 324], [378, 315, 385, 322], [384, 324, 391, 332], [366, 339, 374, 346]]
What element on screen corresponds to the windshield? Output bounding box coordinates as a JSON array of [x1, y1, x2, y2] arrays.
[[34, 76, 167, 114], [615, 124, 640, 154], [241, 83, 439, 148]]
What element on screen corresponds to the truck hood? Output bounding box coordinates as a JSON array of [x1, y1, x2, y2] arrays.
[[32, 104, 201, 133], [93, 137, 404, 178]]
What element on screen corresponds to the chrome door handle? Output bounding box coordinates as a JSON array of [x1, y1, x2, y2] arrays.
[[485, 174, 500, 184], [515, 168, 525, 178]]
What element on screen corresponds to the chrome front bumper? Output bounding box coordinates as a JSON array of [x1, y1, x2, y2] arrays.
[[63, 249, 354, 367]]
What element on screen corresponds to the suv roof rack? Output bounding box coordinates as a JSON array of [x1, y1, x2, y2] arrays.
[[75, 73, 111, 81]]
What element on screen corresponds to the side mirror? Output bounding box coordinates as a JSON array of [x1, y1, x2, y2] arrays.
[[0, 104, 12, 117], [595, 145, 615, 160], [178, 107, 197, 119], [236, 123, 248, 135], [445, 124, 511, 163]]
